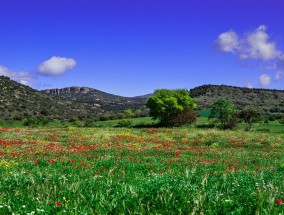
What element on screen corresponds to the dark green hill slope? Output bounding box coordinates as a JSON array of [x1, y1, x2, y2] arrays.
[[190, 85, 284, 114], [0, 76, 103, 120]]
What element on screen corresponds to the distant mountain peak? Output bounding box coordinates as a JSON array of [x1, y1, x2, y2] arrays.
[[42, 86, 148, 112]]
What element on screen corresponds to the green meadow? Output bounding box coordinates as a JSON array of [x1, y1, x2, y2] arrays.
[[0, 117, 283, 214]]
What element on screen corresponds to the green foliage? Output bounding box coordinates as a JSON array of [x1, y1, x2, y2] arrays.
[[280, 116, 284, 124], [167, 109, 199, 127], [238, 108, 261, 131], [190, 84, 284, 114], [123, 109, 134, 118], [0, 120, 5, 127], [69, 117, 79, 123], [134, 109, 142, 117], [146, 89, 196, 125], [83, 118, 94, 127], [23, 117, 49, 127], [209, 99, 238, 129], [115, 119, 133, 127]]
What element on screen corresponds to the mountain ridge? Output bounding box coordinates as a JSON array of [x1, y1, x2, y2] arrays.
[[1, 75, 284, 121], [43, 84, 284, 114], [42, 86, 149, 112]]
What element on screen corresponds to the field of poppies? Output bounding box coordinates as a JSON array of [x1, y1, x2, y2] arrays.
[[0, 126, 283, 214]]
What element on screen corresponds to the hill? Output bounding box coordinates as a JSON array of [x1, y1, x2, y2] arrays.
[[0, 76, 103, 120], [190, 85, 284, 114], [1, 75, 283, 121], [43, 84, 284, 115], [42, 87, 148, 112]]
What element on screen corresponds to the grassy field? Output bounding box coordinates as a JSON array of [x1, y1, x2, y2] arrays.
[[0, 123, 283, 214]]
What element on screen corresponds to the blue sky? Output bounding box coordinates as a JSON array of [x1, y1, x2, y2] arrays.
[[0, 0, 283, 96]]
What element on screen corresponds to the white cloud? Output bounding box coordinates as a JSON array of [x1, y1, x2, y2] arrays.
[[37, 56, 77, 76], [216, 25, 284, 86], [0, 65, 34, 86], [259, 74, 271, 86], [244, 27, 280, 60], [216, 25, 281, 61], [215, 30, 239, 53]]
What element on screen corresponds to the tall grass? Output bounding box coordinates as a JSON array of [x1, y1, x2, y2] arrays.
[[0, 127, 283, 214]]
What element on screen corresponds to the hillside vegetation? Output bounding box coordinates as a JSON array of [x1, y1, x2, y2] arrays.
[[42, 87, 148, 112], [1, 75, 284, 121], [0, 76, 103, 120], [44, 84, 284, 115], [190, 85, 284, 114]]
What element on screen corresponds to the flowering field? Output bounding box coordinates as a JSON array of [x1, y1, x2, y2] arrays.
[[0, 127, 283, 214]]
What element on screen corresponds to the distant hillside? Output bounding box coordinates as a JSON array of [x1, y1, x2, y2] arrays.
[[1, 75, 283, 121], [190, 85, 284, 114], [43, 84, 284, 115], [42, 87, 148, 112], [0, 76, 103, 120]]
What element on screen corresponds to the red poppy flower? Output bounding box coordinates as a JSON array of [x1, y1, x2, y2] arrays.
[[56, 201, 62, 207], [276, 199, 283, 205], [175, 150, 181, 156]]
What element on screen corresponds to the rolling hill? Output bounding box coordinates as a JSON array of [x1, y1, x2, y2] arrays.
[[43, 84, 284, 115], [0, 76, 103, 120], [1, 74, 284, 121], [190, 85, 284, 114], [42, 87, 148, 112]]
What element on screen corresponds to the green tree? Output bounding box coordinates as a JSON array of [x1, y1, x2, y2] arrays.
[[134, 109, 142, 117], [146, 89, 197, 126], [209, 99, 238, 129], [123, 109, 134, 118], [238, 108, 260, 131]]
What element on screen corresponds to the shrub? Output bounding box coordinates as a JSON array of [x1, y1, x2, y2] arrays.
[[84, 118, 94, 127], [0, 120, 5, 127], [146, 89, 196, 126], [116, 119, 133, 128], [209, 99, 238, 129], [238, 108, 261, 131], [280, 116, 284, 124], [123, 109, 134, 118], [23, 117, 49, 127], [167, 109, 198, 127]]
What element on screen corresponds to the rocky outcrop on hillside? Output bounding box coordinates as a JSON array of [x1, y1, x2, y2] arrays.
[[44, 87, 91, 94], [42, 87, 148, 112]]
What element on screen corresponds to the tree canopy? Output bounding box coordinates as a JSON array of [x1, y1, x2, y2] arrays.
[[209, 98, 238, 129], [238, 108, 260, 131], [146, 89, 197, 125]]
